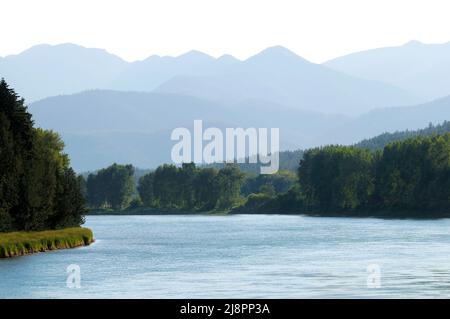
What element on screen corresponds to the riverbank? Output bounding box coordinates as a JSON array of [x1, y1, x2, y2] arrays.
[[0, 227, 94, 258], [87, 207, 450, 219]]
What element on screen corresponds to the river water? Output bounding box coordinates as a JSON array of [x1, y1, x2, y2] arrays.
[[1, 215, 450, 298]]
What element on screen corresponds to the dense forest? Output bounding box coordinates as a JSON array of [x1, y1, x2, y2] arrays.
[[86, 122, 450, 217], [4, 75, 446, 219], [0, 79, 86, 232], [84, 132, 450, 217], [87, 163, 247, 211], [235, 134, 450, 216], [205, 122, 450, 175], [85, 161, 300, 213], [86, 164, 135, 210]]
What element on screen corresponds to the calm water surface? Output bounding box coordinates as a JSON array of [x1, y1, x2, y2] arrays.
[[1, 215, 450, 298]]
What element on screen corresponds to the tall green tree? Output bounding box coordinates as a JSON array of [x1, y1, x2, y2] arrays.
[[298, 146, 375, 211], [374, 134, 450, 212], [137, 172, 155, 207], [193, 167, 219, 210], [215, 164, 245, 209], [0, 79, 86, 231], [51, 168, 87, 228], [152, 164, 181, 208], [86, 163, 135, 210]]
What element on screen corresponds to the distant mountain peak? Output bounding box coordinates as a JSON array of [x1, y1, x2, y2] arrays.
[[258, 45, 299, 56], [403, 40, 423, 47], [15, 43, 125, 62], [247, 46, 309, 63], [23, 43, 87, 52], [177, 50, 214, 61], [217, 54, 240, 63]]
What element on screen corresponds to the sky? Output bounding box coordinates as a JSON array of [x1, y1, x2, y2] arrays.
[[1, 0, 450, 63]]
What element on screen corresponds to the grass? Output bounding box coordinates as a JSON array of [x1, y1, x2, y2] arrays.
[[0, 227, 94, 258]]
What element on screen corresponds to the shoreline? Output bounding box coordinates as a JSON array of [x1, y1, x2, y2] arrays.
[[0, 227, 94, 258], [87, 208, 450, 220]]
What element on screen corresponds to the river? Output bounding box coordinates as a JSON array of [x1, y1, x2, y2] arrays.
[[1, 215, 450, 298]]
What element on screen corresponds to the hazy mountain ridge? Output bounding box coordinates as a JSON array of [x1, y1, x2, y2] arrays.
[[325, 40, 450, 100], [319, 94, 450, 145], [0, 43, 128, 101], [1, 43, 420, 115], [29, 89, 350, 171], [4, 41, 450, 171], [29, 90, 450, 172], [155, 46, 420, 114], [108, 50, 241, 91]]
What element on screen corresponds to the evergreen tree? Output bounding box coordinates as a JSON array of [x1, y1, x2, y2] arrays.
[[0, 79, 86, 231]]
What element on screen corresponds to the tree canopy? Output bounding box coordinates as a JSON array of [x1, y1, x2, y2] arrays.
[[0, 79, 86, 232]]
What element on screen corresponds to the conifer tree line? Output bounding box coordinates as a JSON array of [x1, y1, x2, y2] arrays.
[[0, 79, 86, 232]]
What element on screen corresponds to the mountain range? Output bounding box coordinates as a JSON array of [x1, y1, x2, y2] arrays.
[[1, 43, 420, 114], [30, 90, 450, 171], [2, 41, 450, 171], [325, 40, 450, 100]]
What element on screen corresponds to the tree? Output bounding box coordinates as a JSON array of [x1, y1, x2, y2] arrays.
[[0, 112, 16, 231], [0, 79, 86, 231], [215, 164, 245, 209], [86, 163, 135, 210], [21, 129, 66, 230], [241, 170, 297, 196], [0, 79, 34, 230], [178, 163, 197, 209], [137, 172, 155, 207], [136, 164, 247, 212], [51, 168, 87, 228], [193, 167, 219, 210], [298, 146, 375, 211], [152, 164, 181, 208], [374, 134, 450, 213]]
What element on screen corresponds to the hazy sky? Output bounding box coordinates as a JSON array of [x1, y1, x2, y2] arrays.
[[1, 0, 450, 63]]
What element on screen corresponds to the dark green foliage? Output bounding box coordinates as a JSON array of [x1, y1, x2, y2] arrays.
[[86, 163, 135, 210], [232, 185, 305, 214], [373, 134, 450, 212], [204, 150, 305, 173], [206, 122, 450, 175], [355, 121, 450, 151], [193, 168, 220, 210], [298, 146, 375, 211], [152, 164, 182, 208], [0, 79, 86, 232], [137, 172, 155, 207], [128, 197, 143, 210], [214, 165, 245, 209], [241, 170, 297, 197], [51, 168, 87, 228], [136, 163, 244, 211], [247, 135, 450, 216]]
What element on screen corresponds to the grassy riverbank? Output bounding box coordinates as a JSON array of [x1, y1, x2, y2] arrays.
[[0, 227, 94, 258]]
